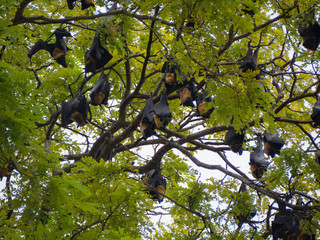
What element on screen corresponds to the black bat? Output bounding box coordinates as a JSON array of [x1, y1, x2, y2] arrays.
[[153, 90, 172, 129], [81, 0, 94, 10], [263, 129, 285, 158], [89, 71, 111, 106], [239, 42, 260, 74], [249, 135, 269, 179], [28, 27, 72, 68], [61, 91, 90, 127], [161, 61, 178, 88], [85, 32, 113, 73], [96, 142, 114, 161], [316, 153, 320, 165], [196, 91, 214, 118], [298, 20, 320, 51], [233, 183, 256, 228], [140, 94, 156, 140], [0, 158, 15, 180], [311, 98, 320, 127], [225, 128, 245, 155], [67, 0, 94, 10], [241, 0, 256, 16], [177, 81, 197, 107], [147, 160, 167, 203]]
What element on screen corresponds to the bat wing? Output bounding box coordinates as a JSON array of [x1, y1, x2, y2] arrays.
[[316, 153, 320, 165], [61, 98, 76, 126], [96, 47, 113, 70], [263, 130, 285, 146], [67, 0, 76, 9], [90, 71, 111, 105], [28, 39, 55, 59], [225, 129, 245, 144], [311, 99, 320, 125], [298, 20, 320, 51], [250, 145, 269, 166], [142, 94, 155, 124], [154, 91, 171, 117], [81, 0, 94, 10]]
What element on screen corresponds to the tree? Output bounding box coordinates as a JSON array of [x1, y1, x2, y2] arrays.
[[1, 0, 320, 239]]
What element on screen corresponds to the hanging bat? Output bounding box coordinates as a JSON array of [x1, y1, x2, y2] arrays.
[[298, 20, 320, 51], [263, 129, 285, 158], [249, 135, 269, 179], [177, 81, 197, 107], [67, 0, 94, 10], [311, 98, 320, 127], [89, 71, 111, 106], [239, 41, 260, 74], [161, 61, 178, 88], [28, 27, 72, 68], [85, 32, 113, 73], [96, 142, 114, 161], [61, 91, 90, 127], [316, 153, 320, 165], [241, 0, 256, 16], [81, 0, 94, 10], [140, 94, 156, 139], [153, 90, 172, 129], [233, 183, 256, 227], [0, 158, 15, 180], [196, 91, 214, 118], [225, 128, 245, 155], [147, 160, 167, 203]]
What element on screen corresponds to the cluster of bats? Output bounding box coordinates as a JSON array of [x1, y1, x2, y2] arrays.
[[234, 184, 315, 239], [23, 8, 320, 232]]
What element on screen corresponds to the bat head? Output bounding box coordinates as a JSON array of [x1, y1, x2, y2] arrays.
[[298, 20, 320, 51], [140, 122, 155, 139]]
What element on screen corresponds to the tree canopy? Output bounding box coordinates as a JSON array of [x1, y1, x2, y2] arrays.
[[1, 0, 320, 239]]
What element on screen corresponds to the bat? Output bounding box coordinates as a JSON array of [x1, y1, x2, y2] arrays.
[[316, 153, 320, 165], [81, 0, 94, 10], [85, 32, 113, 73], [241, 0, 256, 16], [67, 0, 94, 10], [140, 94, 156, 139], [249, 135, 269, 179], [0, 158, 15, 180], [272, 207, 315, 240], [185, 18, 204, 28], [61, 91, 90, 127], [196, 91, 214, 118], [96, 142, 114, 161], [153, 90, 172, 129], [161, 61, 178, 88], [311, 98, 320, 127], [28, 27, 72, 68], [147, 160, 167, 203], [89, 71, 111, 106], [298, 20, 320, 51], [263, 129, 285, 158], [177, 81, 197, 107], [233, 183, 256, 227], [225, 128, 245, 155], [239, 42, 260, 74]]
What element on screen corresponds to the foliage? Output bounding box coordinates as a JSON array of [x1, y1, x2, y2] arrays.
[[0, 0, 320, 239]]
